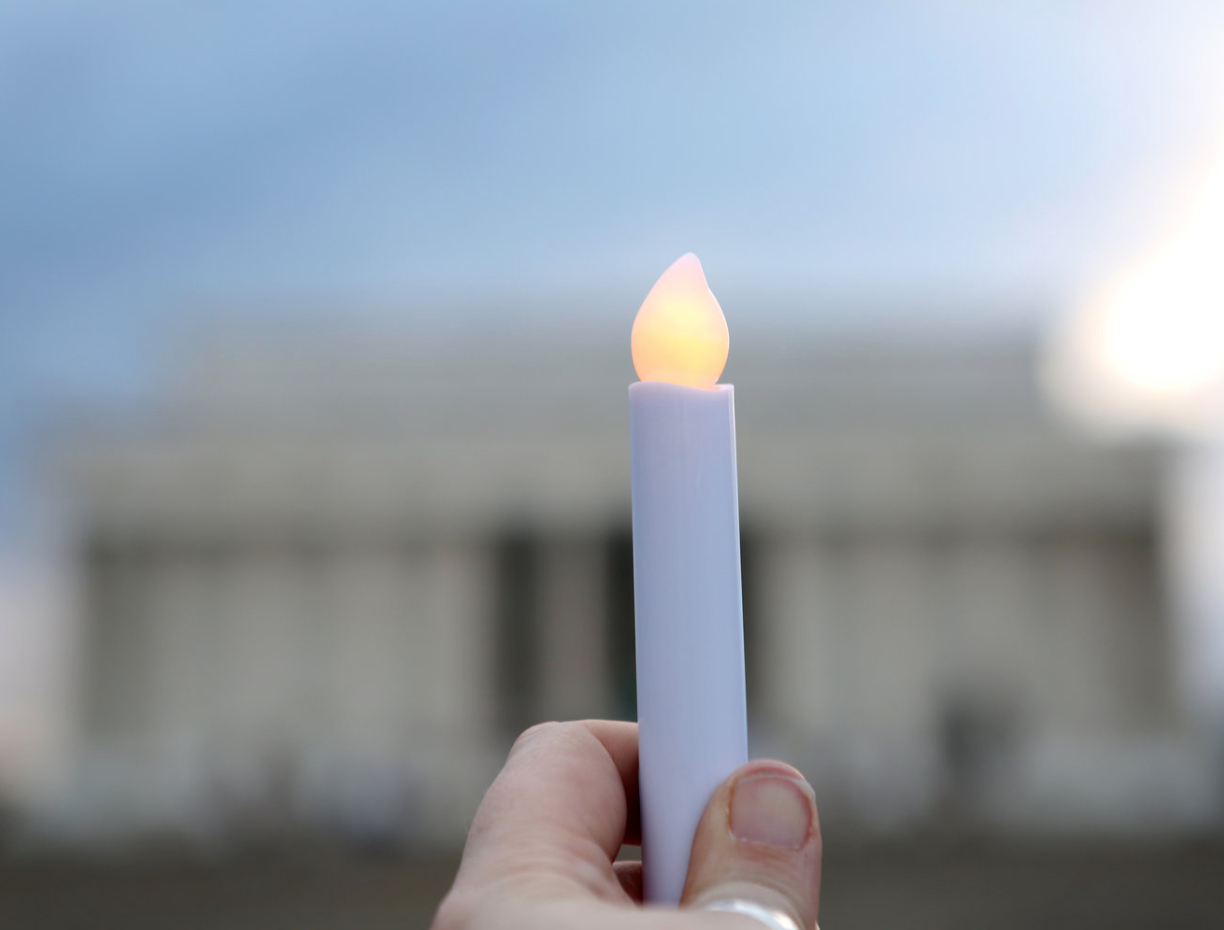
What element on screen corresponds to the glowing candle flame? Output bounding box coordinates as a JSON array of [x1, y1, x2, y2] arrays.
[[632, 253, 729, 390]]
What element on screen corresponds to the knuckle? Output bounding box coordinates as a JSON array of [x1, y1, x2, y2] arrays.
[[511, 720, 563, 752]]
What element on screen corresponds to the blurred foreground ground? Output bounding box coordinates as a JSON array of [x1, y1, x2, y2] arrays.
[[1, 840, 1222, 930]]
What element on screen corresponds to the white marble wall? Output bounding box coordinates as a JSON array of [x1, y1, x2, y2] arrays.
[[76, 518, 1192, 841], [537, 538, 611, 722], [754, 528, 1178, 830], [80, 537, 500, 841]]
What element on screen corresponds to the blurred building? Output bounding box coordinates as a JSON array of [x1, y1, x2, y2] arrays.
[[50, 327, 1221, 846]]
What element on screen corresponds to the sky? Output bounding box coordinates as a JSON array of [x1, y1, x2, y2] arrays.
[[3, 1, 1224, 545], [4, 0, 1224, 798]]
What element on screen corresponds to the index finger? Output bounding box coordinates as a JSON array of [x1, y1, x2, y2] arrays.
[[455, 721, 640, 895]]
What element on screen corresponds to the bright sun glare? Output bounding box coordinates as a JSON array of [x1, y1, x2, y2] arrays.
[[1050, 146, 1224, 435]]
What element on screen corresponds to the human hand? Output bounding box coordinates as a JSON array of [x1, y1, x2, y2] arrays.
[[433, 720, 821, 930]]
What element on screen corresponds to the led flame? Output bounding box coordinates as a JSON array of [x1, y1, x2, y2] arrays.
[[631, 253, 729, 390]]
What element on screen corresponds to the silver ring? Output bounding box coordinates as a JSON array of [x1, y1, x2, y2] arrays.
[[700, 898, 807, 930]]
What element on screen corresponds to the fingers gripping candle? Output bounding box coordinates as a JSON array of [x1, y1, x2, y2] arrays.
[[630, 253, 748, 904]]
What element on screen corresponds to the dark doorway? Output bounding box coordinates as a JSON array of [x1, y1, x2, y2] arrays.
[[493, 534, 539, 735], [606, 530, 636, 721]]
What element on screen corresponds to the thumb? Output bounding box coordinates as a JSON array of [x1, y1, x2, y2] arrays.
[[680, 761, 821, 930]]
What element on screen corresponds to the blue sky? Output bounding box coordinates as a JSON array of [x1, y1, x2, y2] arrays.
[[3, 1, 1224, 547]]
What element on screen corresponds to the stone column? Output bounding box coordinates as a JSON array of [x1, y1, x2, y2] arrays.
[[1166, 438, 1224, 728], [411, 537, 499, 841], [311, 540, 423, 831], [753, 535, 843, 757], [938, 534, 1032, 699], [1032, 533, 1120, 734], [417, 539, 497, 734], [840, 533, 939, 823], [143, 544, 215, 825], [208, 542, 319, 819], [933, 533, 1033, 815], [324, 543, 418, 754], [81, 536, 155, 824], [82, 538, 147, 745], [536, 538, 611, 722]]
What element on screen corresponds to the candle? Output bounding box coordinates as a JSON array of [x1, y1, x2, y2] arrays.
[[630, 253, 749, 904]]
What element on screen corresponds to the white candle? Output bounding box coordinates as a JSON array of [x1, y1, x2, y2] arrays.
[[629, 254, 749, 904]]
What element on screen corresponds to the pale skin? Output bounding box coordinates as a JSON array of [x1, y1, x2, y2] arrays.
[[433, 720, 822, 930]]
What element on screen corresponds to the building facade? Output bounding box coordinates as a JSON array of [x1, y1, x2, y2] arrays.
[[57, 331, 1218, 844]]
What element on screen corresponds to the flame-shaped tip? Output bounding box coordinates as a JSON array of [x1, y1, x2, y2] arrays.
[[631, 254, 729, 389]]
